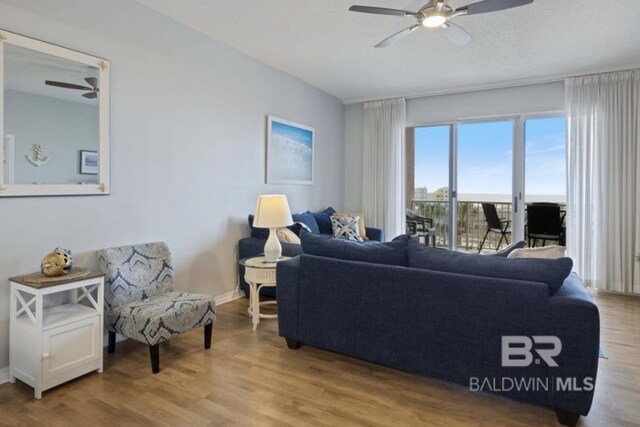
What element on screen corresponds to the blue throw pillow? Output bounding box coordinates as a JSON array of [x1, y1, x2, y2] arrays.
[[300, 230, 408, 266], [248, 214, 269, 239], [292, 211, 320, 234], [289, 222, 312, 236], [407, 243, 572, 294], [312, 207, 337, 235]]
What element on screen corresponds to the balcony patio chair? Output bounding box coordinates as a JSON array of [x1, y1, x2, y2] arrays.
[[478, 203, 511, 253], [406, 209, 434, 235], [97, 242, 216, 374], [526, 203, 564, 247]]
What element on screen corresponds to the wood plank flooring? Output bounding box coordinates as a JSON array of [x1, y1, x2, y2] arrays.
[[1, 292, 639, 426]]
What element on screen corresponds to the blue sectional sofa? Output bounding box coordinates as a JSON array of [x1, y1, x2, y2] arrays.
[[238, 207, 383, 298], [277, 232, 600, 427]]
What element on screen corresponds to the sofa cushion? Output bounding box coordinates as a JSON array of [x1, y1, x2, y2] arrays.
[[407, 243, 572, 294], [300, 230, 408, 266], [106, 291, 216, 346], [313, 207, 337, 235], [292, 211, 321, 234]]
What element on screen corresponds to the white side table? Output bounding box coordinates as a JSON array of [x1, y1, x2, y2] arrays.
[[240, 256, 289, 331], [9, 271, 104, 399]]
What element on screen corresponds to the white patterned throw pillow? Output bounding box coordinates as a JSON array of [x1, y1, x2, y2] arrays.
[[508, 245, 567, 259], [331, 215, 363, 242]]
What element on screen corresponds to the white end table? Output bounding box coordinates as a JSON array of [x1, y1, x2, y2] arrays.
[[240, 256, 289, 331], [9, 271, 104, 399]]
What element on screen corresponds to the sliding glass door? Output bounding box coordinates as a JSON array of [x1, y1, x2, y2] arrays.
[[457, 121, 514, 251], [408, 115, 566, 252], [412, 125, 452, 248]]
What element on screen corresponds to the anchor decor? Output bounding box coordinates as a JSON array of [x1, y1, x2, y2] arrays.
[[26, 144, 50, 167]]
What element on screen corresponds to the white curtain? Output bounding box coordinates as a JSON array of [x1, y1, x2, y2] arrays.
[[566, 70, 640, 293], [362, 98, 406, 240]]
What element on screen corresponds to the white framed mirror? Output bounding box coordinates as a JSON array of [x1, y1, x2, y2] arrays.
[[0, 29, 109, 197]]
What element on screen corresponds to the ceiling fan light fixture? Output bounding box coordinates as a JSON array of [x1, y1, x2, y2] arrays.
[[422, 14, 447, 28]]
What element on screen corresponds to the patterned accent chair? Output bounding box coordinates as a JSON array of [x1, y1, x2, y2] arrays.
[[97, 242, 216, 374]]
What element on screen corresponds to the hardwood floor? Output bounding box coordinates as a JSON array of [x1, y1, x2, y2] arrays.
[[1, 292, 639, 426]]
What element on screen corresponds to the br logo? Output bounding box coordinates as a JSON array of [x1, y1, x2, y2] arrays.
[[502, 336, 562, 367]]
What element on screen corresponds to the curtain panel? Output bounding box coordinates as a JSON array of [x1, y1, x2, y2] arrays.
[[566, 70, 640, 293], [362, 98, 406, 240]]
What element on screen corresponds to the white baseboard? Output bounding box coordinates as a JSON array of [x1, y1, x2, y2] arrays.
[[214, 288, 245, 305], [0, 367, 9, 385]]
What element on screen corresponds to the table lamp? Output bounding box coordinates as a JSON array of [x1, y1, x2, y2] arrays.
[[253, 194, 294, 262]]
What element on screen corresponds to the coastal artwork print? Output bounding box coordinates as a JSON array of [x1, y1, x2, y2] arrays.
[[266, 115, 314, 185]]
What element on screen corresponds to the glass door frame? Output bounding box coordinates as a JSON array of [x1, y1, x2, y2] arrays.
[[408, 110, 565, 250]]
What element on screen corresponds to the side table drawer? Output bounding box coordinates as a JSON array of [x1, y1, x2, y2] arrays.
[[42, 315, 101, 383]]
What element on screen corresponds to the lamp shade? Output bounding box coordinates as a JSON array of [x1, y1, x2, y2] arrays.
[[253, 195, 294, 228]]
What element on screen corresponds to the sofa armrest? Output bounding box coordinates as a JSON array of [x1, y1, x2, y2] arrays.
[[277, 256, 301, 341], [365, 227, 384, 242], [544, 275, 600, 415]]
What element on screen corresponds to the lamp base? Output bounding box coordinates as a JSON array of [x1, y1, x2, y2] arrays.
[[263, 228, 282, 263]]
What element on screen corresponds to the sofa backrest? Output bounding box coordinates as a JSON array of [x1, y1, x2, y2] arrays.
[[407, 243, 573, 295], [300, 230, 409, 266]]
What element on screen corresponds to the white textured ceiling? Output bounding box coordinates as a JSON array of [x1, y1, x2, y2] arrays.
[[135, 0, 640, 103]]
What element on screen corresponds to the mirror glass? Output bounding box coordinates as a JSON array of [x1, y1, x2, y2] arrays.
[[3, 44, 100, 185]]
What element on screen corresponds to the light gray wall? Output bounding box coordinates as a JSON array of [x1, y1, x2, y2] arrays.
[[6, 90, 99, 185], [343, 82, 565, 212], [406, 81, 565, 124], [0, 0, 345, 369]]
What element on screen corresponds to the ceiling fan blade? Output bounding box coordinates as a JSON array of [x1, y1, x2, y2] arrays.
[[349, 5, 417, 17], [375, 24, 420, 48], [442, 22, 471, 46], [45, 80, 94, 91], [85, 77, 98, 89], [82, 92, 98, 99], [460, 0, 533, 15]]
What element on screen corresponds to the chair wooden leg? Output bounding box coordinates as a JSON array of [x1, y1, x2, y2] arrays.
[[149, 344, 160, 374], [478, 229, 490, 253], [107, 331, 116, 354], [204, 323, 213, 349]]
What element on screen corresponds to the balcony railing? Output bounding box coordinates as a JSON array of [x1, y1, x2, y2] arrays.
[[412, 200, 513, 251], [411, 200, 564, 252]]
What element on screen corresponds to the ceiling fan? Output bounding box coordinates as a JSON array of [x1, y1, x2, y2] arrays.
[[45, 77, 99, 99], [349, 0, 534, 48]]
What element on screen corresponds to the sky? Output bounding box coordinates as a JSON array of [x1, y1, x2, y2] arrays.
[[271, 120, 313, 148], [414, 117, 566, 200]]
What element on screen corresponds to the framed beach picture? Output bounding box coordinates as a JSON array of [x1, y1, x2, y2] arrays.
[[79, 150, 98, 175], [266, 115, 314, 185]]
